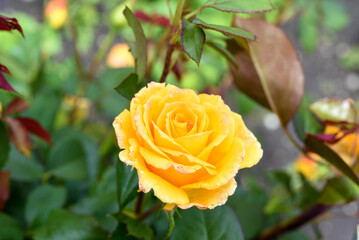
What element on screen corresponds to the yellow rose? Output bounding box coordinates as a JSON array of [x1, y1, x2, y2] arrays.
[[113, 82, 263, 210], [106, 44, 135, 69], [44, 0, 68, 29]]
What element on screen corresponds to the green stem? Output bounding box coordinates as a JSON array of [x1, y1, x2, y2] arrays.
[[171, 0, 185, 26], [88, 27, 117, 79], [164, 210, 175, 240]]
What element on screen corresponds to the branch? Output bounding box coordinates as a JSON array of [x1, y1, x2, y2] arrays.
[[254, 204, 331, 240]]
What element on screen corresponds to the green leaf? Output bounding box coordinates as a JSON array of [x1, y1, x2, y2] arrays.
[[0, 213, 24, 240], [309, 98, 357, 123], [123, 7, 147, 80], [229, 183, 275, 239], [205, 0, 274, 13], [73, 191, 118, 217], [0, 121, 10, 169], [123, 218, 154, 240], [48, 138, 88, 181], [33, 209, 107, 240], [4, 147, 44, 181], [230, 17, 304, 126], [25, 185, 66, 227], [318, 176, 359, 205], [114, 73, 145, 100], [116, 159, 138, 210], [194, 19, 255, 41], [171, 206, 244, 240], [109, 223, 136, 240], [298, 4, 318, 52], [206, 41, 238, 67], [305, 136, 359, 186], [181, 19, 206, 65], [294, 95, 323, 141], [323, 1, 349, 32]]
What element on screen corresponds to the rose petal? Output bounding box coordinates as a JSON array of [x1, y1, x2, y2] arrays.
[[233, 113, 263, 169], [140, 147, 202, 173], [175, 131, 213, 156], [159, 146, 217, 175], [113, 109, 137, 149], [181, 137, 245, 190], [179, 178, 237, 210]]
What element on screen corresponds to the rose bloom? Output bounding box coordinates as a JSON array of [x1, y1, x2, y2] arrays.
[[113, 83, 263, 210], [295, 125, 359, 179], [106, 44, 135, 68], [44, 0, 67, 29]]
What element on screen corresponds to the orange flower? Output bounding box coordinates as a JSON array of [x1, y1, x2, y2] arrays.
[[295, 125, 359, 179], [113, 83, 263, 210], [106, 44, 135, 68], [44, 0, 68, 29], [294, 154, 322, 180], [325, 125, 359, 172]]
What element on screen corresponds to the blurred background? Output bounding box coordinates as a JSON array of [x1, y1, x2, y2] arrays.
[[1, 0, 359, 239]]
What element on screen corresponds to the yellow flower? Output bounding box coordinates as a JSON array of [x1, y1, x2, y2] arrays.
[[113, 82, 262, 210], [325, 125, 359, 172], [106, 44, 135, 68], [44, 0, 68, 30]]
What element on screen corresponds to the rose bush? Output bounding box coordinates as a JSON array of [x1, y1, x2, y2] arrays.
[[113, 82, 263, 210]]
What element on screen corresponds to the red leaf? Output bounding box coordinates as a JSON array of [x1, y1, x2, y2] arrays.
[[134, 10, 170, 27], [0, 15, 24, 37], [16, 117, 52, 144], [5, 117, 31, 157], [0, 171, 10, 211], [4, 98, 29, 115], [229, 17, 305, 126], [0, 64, 17, 93]]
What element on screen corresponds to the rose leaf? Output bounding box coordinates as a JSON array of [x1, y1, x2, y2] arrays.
[[4, 97, 29, 115], [309, 98, 357, 123], [0, 121, 10, 169], [171, 206, 245, 240], [123, 7, 147, 81], [32, 209, 107, 240], [305, 135, 359, 187], [294, 94, 323, 141], [114, 73, 145, 101], [194, 18, 255, 41], [181, 19, 206, 66], [116, 159, 138, 210], [25, 185, 66, 227], [16, 117, 52, 144], [229, 17, 304, 126], [318, 176, 359, 205], [204, 0, 274, 13], [0, 213, 24, 240]]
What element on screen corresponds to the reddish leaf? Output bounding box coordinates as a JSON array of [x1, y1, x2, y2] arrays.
[[16, 117, 52, 144], [229, 17, 305, 126], [0, 64, 16, 93], [0, 15, 24, 37], [134, 10, 170, 27], [307, 125, 359, 145], [0, 171, 10, 211], [5, 117, 31, 157], [4, 98, 29, 115]]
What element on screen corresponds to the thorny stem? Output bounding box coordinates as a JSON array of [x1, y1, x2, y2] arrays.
[[254, 204, 331, 240], [159, 43, 176, 83], [135, 192, 145, 215], [159, 0, 185, 83], [137, 203, 162, 221]]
